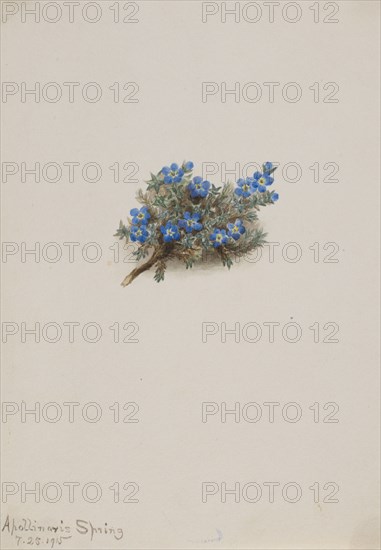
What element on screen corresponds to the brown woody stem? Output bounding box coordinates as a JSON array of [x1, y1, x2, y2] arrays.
[[121, 249, 162, 287]]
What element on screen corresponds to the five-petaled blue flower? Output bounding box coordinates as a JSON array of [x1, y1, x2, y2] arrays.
[[130, 224, 149, 243], [210, 228, 229, 248], [161, 163, 185, 184], [160, 221, 181, 243], [227, 219, 246, 241], [189, 176, 210, 198], [178, 212, 203, 233], [130, 207, 151, 224], [252, 171, 274, 193], [235, 177, 255, 198]]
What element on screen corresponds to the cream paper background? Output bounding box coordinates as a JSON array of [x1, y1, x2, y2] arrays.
[[1, 1, 380, 548]]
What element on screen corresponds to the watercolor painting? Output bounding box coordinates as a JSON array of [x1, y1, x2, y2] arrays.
[[115, 161, 279, 286]]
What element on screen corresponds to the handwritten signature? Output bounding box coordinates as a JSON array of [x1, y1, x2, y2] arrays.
[[2, 515, 124, 547]]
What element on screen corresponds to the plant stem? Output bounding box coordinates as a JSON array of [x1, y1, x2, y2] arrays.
[[121, 249, 162, 287]]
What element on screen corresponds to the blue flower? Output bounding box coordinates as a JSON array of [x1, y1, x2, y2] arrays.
[[189, 176, 210, 198], [209, 228, 229, 248], [161, 163, 185, 184], [178, 212, 203, 233], [130, 207, 151, 224], [184, 161, 194, 171], [160, 221, 181, 243], [227, 219, 246, 241], [130, 224, 149, 243], [272, 192, 279, 202], [252, 171, 274, 193], [263, 162, 273, 172], [235, 177, 255, 198]]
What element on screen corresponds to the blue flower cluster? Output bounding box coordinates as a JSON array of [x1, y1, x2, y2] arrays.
[[130, 207, 150, 224], [130, 206, 150, 243], [178, 212, 203, 233], [130, 225, 149, 243], [210, 219, 246, 247], [235, 178, 255, 198], [159, 161, 213, 200], [253, 170, 274, 193], [160, 221, 180, 243], [160, 211, 203, 243], [210, 229, 228, 247], [235, 162, 278, 200], [161, 163, 184, 184], [128, 161, 277, 250], [160, 161, 194, 184], [227, 219, 246, 240], [188, 177, 210, 198]]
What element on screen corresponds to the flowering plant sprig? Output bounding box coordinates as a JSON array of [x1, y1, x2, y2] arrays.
[[115, 160, 279, 286]]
